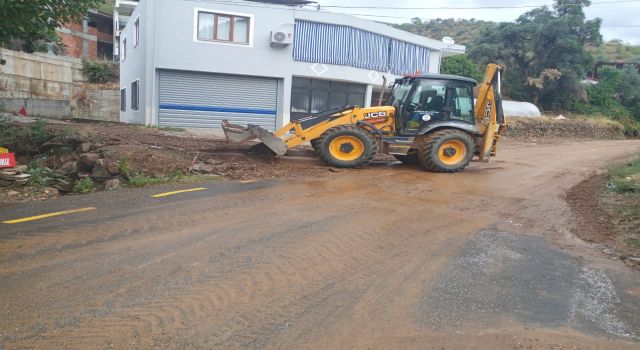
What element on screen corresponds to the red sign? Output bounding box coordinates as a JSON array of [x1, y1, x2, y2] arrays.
[[0, 153, 16, 168]]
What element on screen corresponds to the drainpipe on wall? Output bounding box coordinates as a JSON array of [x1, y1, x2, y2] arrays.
[[150, 0, 160, 126]]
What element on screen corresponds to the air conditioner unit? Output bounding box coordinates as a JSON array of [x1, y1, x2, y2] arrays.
[[270, 24, 293, 47]]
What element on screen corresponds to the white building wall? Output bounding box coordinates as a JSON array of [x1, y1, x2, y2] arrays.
[[121, 0, 465, 128], [119, 0, 153, 124]]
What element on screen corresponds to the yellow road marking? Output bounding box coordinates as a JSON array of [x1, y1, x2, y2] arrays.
[[239, 180, 258, 183], [2, 207, 97, 224], [151, 187, 207, 198]]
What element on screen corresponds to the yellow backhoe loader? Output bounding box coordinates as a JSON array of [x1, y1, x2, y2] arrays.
[[222, 64, 506, 173]]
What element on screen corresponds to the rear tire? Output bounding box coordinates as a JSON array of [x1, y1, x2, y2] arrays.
[[418, 129, 475, 173], [318, 125, 377, 168]]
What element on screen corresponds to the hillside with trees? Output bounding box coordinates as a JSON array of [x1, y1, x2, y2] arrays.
[[394, 18, 496, 46], [394, 0, 640, 135], [394, 18, 640, 64], [588, 40, 640, 62]]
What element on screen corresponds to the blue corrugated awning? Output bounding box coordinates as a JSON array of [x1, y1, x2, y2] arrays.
[[293, 20, 429, 75], [389, 39, 430, 75]]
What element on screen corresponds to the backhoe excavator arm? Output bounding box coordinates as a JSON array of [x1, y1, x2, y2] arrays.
[[474, 63, 507, 161]]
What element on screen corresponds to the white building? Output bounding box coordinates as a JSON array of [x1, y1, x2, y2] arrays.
[[119, 0, 465, 130], [113, 0, 139, 60]]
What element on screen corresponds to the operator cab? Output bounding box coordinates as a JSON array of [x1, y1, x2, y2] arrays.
[[386, 74, 477, 135]]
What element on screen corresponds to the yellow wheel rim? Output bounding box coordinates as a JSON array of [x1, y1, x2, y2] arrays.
[[329, 136, 365, 161], [438, 140, 467, 165]]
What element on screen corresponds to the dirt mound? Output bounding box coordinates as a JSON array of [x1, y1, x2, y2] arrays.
[[567, 174, 640, 269], [44, 121, 332, 180]]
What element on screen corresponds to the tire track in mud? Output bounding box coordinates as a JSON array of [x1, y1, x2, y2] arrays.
[[5, 181, 483, 349], [2, 186, 348, 340]]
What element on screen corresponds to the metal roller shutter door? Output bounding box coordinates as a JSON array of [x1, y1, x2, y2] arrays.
[[158, 70, 278, 130]]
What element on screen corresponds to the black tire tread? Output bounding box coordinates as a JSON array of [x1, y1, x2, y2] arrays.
[[310, 138, 320, 151], [418, 129, 474, 173], [317, 125, 377, 168]]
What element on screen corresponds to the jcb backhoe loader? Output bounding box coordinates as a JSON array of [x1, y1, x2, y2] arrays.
[[222, 64, 506, 173]]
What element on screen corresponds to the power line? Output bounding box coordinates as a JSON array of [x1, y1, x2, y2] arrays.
[[193, 0, 640, 11], [319, 0, 640, 10], [189, 0, 640, 27]]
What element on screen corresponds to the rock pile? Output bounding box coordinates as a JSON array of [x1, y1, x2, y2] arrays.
[[56, 151, 125, 191], [0, 165, 30, 187], [1, 130, 127, 195]]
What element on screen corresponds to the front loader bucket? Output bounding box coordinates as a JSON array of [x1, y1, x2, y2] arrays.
[[221, 120, 256, 143], [221, 120, 288, 156]]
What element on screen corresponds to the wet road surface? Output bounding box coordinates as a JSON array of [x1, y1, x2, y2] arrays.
[[1, 139, 640, 349]]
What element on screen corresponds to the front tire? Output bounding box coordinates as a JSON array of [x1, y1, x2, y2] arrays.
[[310, 138, 320, 151], [318, 125, 377, 168], [418, 129, 475, 173]]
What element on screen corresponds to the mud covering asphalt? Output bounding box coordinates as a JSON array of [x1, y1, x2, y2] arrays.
[[421, 230, 638, 340]]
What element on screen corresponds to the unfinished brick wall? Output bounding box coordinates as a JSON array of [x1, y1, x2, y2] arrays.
[[59, 22, 99, 59]]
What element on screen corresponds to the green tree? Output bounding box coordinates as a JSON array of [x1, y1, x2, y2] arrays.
[[587, 67, 623, 111], [579, 66, 640, 136], [440, 55, 483, 82], [615, 65, 640, 120], [0, 0, 105, 52], [469, 0, 602, 109]]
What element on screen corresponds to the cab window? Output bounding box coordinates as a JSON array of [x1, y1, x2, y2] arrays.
[[450, 86, 474, 123], [410, 83, 446, 111]]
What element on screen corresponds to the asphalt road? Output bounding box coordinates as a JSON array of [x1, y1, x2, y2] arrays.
[[1, 139, 640, 349]]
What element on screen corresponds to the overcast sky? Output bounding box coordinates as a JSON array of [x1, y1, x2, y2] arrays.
[[310, 0, 640, 45]]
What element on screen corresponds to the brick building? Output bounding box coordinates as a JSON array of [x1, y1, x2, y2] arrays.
[[58, 12, 114, 59]]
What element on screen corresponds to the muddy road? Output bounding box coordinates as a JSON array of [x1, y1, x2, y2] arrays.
[[1, 139, 640, 349]]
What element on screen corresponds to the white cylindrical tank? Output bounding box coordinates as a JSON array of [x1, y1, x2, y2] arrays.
[[502, 100, 541, 117]]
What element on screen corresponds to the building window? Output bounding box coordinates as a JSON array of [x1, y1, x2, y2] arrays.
[[197, 11, 250, 44], [291, 78, 366, 120], [121, 37, 127, 61], [134, 18, 140, 47], [120, 88, 127, 112], [131, 81, 139, 111]]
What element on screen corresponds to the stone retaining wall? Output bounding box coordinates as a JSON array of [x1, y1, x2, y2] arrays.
[[0, 48, 119, 121], [504, 117, 626, 140]]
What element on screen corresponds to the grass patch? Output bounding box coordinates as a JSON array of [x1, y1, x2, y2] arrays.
[[82, 59, 119, 84], [0, 117, 58, 155], [126, 171, 219, 188], [117, 155, 132, 178], [73, 177, 96, 194], [599, 155, 640, 259], [627, 237, 640, 248], [26, 157, 68, 188], [608, 156, 640, 194], [27, 164, 57, 188]]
